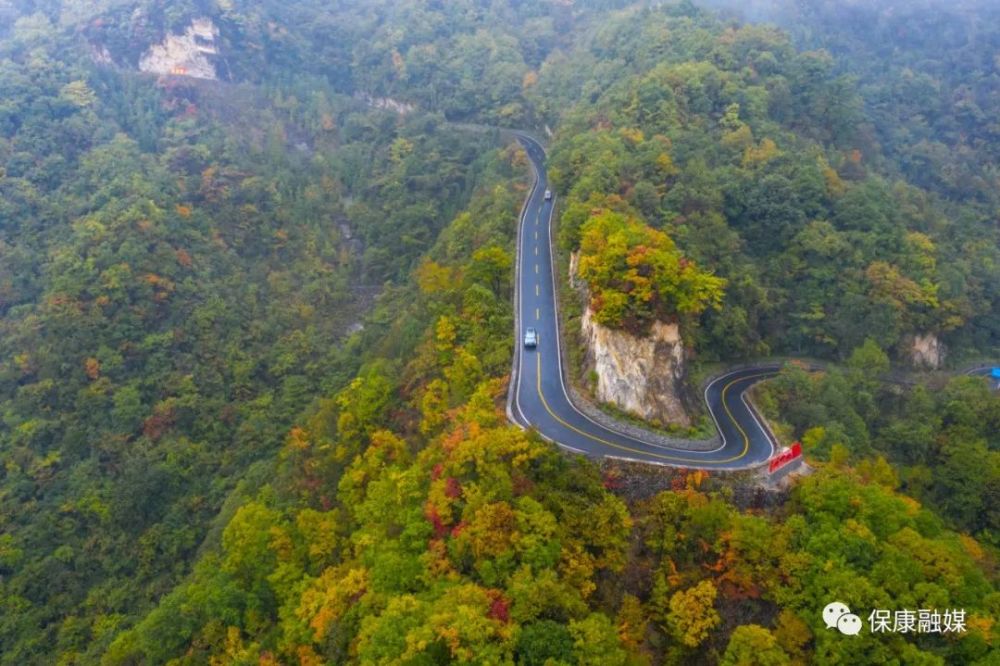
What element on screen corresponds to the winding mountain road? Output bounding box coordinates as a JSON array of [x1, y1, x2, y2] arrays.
[[507, 134, 781, 469]]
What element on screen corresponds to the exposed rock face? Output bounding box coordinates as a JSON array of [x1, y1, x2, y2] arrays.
[[358, 94, 416, 115], [139, 17, 219, 80], [580, 306, 692, 427], [568, 251, 581, 289], [90, 44, 113, 65], [910, 332, 945, 369]]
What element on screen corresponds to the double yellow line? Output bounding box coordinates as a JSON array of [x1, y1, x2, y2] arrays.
[[533, 353, 769, 465]]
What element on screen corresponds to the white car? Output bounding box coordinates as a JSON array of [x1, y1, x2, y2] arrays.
[[544, 189, 552, 201], [524, 327, 538, 348]]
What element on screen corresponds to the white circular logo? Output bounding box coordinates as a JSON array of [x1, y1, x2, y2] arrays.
[[837, 613, 863, 636], [822, 601, 851, 630]]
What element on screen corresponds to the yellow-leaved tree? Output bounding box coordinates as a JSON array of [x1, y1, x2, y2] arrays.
[[576, 208, 726, 331]]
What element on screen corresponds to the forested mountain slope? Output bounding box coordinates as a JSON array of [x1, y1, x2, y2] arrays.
[[0, 1, 997, 664], [541, 6, 999, 363], [705, 0, 1000, 205], [0, 1, 528, 661]]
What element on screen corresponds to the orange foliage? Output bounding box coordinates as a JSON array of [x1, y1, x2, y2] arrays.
[[301, 567, 369, 642], [175, 204, 192, 218], [960, 533, 985, 562], [143, 407, 175, 440], [687, 469, 709, 489], [257, 651, 281, 666], [175, 248, 193, 268], [425, 537, 454, 578], [463, 502, 517, 558], [967, 615, 994, 643], [662, 557, 683, 588], [603, 468, 623, 490], [441, 426, 467, 452], [285, 426, 311, 453], [47, 294, 85, 316], [742, 138, 780, 167], [295, 646, 325, 666], [84, 357, 100, 380], [144, 274, 175, 301]]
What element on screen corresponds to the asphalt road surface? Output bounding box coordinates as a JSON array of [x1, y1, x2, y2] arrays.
[[507, 134, 781, 469], [967, 366, 999, 386]]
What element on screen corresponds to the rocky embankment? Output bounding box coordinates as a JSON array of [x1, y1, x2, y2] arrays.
[[580, 306, 693, 428], [138, 17, 220, 80], [567, 250, 697, 432], [909, 332, 945, 369]]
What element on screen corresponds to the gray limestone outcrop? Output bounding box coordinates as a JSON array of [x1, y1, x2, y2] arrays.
[[139, 17, 219, 80], [909, 332, 945, 369], [580, 305, 692, 428]]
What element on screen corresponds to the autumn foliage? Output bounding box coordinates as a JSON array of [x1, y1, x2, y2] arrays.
[[577, 208, 725, 331]]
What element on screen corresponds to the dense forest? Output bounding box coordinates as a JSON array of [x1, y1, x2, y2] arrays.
[[0, 0, 997, 664], [546, 7, 1000, 362]]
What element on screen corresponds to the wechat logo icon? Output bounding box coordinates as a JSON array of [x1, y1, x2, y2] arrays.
[[823, 601, 862, 636]]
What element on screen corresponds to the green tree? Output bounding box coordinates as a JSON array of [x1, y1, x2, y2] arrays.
[[569, 614, 628, 666], [516, 620, 575, 665], [721, 625, 790, 666]]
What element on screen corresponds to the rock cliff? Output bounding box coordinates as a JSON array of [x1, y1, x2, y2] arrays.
[[357, 94, 417, 115], [139, 17, 220, 80], [580, 305, 692, 427], [909, 332, 945, 369]]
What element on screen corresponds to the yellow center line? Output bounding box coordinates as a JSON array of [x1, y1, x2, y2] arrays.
[[534, 353, 771, 464]]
